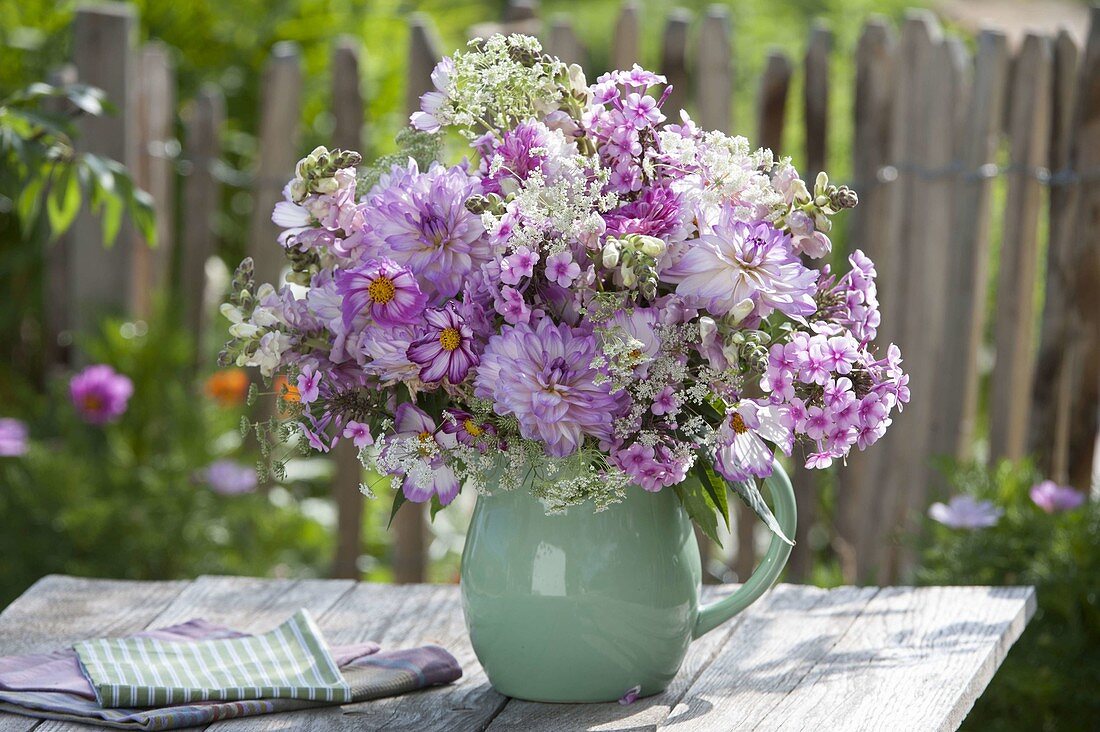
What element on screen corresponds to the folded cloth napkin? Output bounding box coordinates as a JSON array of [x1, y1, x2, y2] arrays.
[[75, 609, 350, 707], [0, 616, 461, 731]]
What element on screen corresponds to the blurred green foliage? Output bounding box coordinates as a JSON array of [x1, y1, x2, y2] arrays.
[[919, 461, 1100, 732], [0, 310, 333, 607]]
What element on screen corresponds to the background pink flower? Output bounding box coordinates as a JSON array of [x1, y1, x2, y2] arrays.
[[69, 365, 133, 425]]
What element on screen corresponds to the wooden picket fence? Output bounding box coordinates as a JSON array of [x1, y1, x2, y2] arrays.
[[53, 1, 1100, 585]]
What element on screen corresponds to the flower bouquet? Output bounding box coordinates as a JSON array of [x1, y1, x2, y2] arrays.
[[221, 34, 909, 701]]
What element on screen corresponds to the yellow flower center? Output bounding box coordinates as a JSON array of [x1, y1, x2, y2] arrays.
[[417, 431, 433, 455], [730, 413, 747, 434], [82, 395, 103, 412], [464, 419, 483, 437], [439, 326, 462, 351], [367, 275, 397, 305]]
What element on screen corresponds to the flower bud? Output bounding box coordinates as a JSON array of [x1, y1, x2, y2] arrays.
[[314, 176, 339, 195], [602, 240, 621, 268], [815, 171, 829, 194], [637, 235, 666, 257], [620, 264, 637, 287]]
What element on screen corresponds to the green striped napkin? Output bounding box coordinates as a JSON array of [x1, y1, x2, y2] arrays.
[[73, 610, 351, 708]]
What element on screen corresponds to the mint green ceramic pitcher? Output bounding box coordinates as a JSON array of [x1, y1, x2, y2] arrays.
[[460, 460, 797, 703]]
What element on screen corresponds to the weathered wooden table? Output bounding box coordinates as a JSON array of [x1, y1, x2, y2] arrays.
[[0, 576, 1034, 731]]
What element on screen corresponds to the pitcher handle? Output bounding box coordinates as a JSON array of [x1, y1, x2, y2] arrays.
[[692, 459, 798, 638]]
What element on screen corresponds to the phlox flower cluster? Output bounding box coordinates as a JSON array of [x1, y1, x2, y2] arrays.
[[220, 34, 909, 528]]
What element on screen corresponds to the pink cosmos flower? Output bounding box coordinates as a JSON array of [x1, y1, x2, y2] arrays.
[[714, 402, 792, 483], [336, 258, 427, 329], [407, 304, 480, 384], [203, 460, 257, 495], [1029, 480, 1085, 514], [342, 421, 373, 449], [386, 404, 460, 505], [928, 495, 1002, 529], [70, 365, 133, 425], [545, 251, 581, 287]]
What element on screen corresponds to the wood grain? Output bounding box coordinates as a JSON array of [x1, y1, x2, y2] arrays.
[[751, 586, 1035, 732], [803, 20, 831, 178], [545, 17, 586, 67], [989, 34, 1053, 463]]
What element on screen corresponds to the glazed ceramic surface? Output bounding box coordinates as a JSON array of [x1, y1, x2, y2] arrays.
[[460, 461, 797, 703]]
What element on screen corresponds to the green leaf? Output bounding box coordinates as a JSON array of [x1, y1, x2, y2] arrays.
[[15, 173, 44, 235], [129, 187, 156, 246], [674, 477, 722, 546], [694, 457, 730, 529], [46, 163, 81, 238], [99, 191, 123, 246], [731, 476, 794, 546], [387, 489, 408, 529], [429, 495, 445, 522]]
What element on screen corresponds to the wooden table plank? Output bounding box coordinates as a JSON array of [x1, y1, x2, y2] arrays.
[[486, 586, 754, 731], [0, 576, 188, 732], [0, 578, 1036, 732], [659, 584, 880, 731], [750, 586, 1036, 732]]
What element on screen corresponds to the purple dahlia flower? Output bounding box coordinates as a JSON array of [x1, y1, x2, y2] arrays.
[[336, 258, 427, 329], [663, 221, 817, 321], [70, 365, 133, 425], [407, 303, 479, 384], [474, 318, 623, 457], [604, 185, 686, 240], [363, 160, 489, 301], [1029, 480, 1085, 514]]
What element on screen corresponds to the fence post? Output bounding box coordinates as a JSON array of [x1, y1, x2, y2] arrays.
[[329, 38, 367, 580], [43, 64, 78, 372], [856, 12, 941, 584], [392, 15, 443, 584], [835, 17, 896, 583], [1064, 8, 1100, 490], [931, 30, 1009, 469], [612, 2, 640, 71], [660, 9, 692, 116], [70, 3, 136, 348], [756, 51, 792, 154], [1030, 30, 1079, 482], [546, 17, 586, 66], [989, 34, 1053, 463], [804, 20, 831, 177], [248, 42, 302, 292], [696, 5, 732, 133], [179, 85, 224, 349], [131, 42, 176, 319]]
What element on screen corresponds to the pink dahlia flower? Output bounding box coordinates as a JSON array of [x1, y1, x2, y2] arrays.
[[407, 304, 479, 384], [336, 258, 427, 329], [363, 160, 488, 301], [474, 318, 623, 457], [70, 365, 133, 425], [663, 221, 817, 321]]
